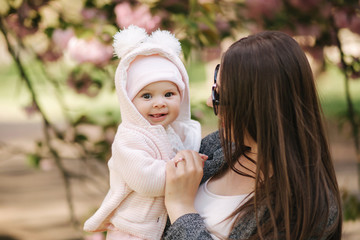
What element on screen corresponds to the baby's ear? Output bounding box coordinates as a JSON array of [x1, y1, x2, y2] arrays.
[[113, 25, 148, 58], [148, 30, 181, 56]]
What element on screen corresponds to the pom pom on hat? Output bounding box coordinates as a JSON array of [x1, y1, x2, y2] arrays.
[[149, 29, 181, 56], [127, 55, 185, 100], [113, 25, 148, 58], [113, 25, 182, 59]]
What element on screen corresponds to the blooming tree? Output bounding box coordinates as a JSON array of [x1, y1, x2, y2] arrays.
[[239, 0, 360, 189], [0, 0, 227, 230], [1, 0, 359, 233], [229, 0, 360, 219]]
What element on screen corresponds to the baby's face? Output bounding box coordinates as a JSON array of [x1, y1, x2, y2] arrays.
[[132, 81, 181, 128]]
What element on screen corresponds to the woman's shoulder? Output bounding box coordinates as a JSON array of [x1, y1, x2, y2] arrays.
[[199, 131, 221, 156], [200, 131, 225, 183]]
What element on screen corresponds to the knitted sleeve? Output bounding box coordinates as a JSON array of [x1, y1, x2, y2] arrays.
[[163, 213, 214, 240], [111, 130, 166, 197], [199, 131, 222, 158], [199, 131, 224, 184], [163, 132, 225, 239]]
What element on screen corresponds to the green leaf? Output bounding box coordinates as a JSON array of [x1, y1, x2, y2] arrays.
[[75, 134, 88, 143], [180, 39, 192, 60], [44, 27, 55, 38], [27, 153, 41, 169]]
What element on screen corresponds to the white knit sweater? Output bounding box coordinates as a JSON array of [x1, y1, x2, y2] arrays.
[[84, 122, 186, 239], [83, 27, 201, 240]]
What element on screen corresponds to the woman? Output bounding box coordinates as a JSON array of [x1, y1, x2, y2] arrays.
[[163, 31, 342, 239]]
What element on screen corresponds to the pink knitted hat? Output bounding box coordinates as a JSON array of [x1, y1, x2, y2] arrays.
[[126, 55, 185, 100]]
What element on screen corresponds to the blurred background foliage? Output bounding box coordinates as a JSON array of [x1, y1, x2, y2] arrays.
[[0, 0, 360, 234]]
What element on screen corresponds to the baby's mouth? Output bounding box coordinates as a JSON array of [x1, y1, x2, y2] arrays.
[[150, 113, 167, 118]]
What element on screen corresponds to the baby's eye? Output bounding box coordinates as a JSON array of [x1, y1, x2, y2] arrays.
[[142, 93, 152, 99], [165, 92, 174, 97]]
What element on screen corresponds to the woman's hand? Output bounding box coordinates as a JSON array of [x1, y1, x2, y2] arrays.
[[165, 150, 208, 224]]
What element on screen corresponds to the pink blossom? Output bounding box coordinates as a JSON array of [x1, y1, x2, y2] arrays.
[[295, 24, 322, 38], [246, 0, 283, 20], [114, 2, 133, 27], [67, 37, 113, 66], [333, 9, 350, 29], [67, 73, 89, 94], [67, 72, 101, 97], [198, 23, 209, 31], [82, 8, 98, 20], [319, 3, 331, 18], [38, 47, 62, 62], [198, 0, 213, 3], [52, 28, 75, 50], [114, 2, 161, 33], [40, 159, 54, 171], [215, 16, 230, 33], [82, 8, 107, 22], [349, 15, 360, 35], [23, 101, 39, 117], [304, 46, 324, 63], [5, 14, 37, 38], [67, 73, 92, 95]]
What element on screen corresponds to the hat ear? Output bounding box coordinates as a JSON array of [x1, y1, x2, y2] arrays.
[[149, 29, 181, 56], [113, 25, 148, 58]]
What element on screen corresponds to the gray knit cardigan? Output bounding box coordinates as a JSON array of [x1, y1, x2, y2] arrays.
[[163, 131, 340, 240]]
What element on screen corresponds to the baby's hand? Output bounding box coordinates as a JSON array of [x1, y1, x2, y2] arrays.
[[172, 153, 207, 167], [199, 153, 208, 161]]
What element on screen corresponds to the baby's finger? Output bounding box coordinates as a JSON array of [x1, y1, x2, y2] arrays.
[[199, 154, 208, 161], [191, 151, 204, 170]]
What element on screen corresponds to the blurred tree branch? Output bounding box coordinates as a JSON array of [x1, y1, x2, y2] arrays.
[[0, 15, 79, 227], [1, 0, 360, 234], [331, 17, 360, 190]]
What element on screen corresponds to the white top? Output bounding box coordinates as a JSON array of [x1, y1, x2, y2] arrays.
[[194, 178, 250, 240], [166, 126, 185, 158]]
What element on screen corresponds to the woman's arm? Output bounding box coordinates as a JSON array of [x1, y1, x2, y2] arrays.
[[199, 131, 224, 184], [163, 132, 225, 239], [163, 213, 214, 239], [164, 150, 214, 239]]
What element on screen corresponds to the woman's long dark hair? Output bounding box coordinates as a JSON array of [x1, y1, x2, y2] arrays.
[[218, 31, 342, 239]]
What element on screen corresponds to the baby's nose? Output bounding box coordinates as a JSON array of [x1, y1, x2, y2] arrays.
[[153, 97, 166, 108]]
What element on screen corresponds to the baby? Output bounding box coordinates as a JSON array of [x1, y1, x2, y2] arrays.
[[83, 26, 201, 240]]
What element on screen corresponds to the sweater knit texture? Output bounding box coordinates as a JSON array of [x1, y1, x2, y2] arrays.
[[163, 131, 340, 240], [83, 27, 201, 240]]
